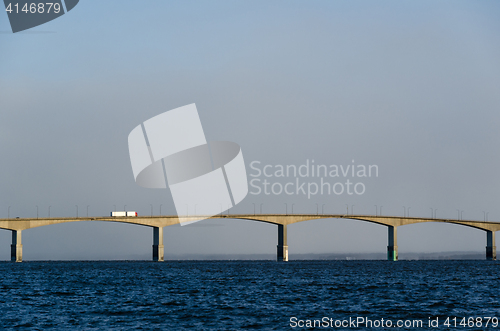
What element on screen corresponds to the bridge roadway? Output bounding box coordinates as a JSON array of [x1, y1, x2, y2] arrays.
[[1, 214, 499, 262]]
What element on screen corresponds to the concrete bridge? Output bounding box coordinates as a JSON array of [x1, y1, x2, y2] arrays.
[[1, 214, 499, 262]]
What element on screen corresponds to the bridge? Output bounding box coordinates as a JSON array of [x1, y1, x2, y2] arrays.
[[1, 214, 499, 262]]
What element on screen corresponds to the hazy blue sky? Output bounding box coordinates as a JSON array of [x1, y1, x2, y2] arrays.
[[1, 1, 500, 260]]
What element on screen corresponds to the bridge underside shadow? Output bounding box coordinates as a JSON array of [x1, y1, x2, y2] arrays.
[[226, 215, 498, 262], [5, 221, 156, 262], [276, 220, 398, 261]]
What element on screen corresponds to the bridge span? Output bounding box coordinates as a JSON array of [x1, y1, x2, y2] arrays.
[[1, 214, 498, 262]]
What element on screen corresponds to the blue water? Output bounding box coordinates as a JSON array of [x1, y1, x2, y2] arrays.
[[1, 261, 499, 330]]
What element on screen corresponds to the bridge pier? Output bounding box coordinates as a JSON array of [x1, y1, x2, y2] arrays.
[[277, 224, 288, 262], [11, 230, 22, 262], [387, 226, 398, 261], [486, 231, 496, 261], [152, 227, 164, 262]]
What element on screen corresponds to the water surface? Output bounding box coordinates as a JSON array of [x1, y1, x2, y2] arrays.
[[1, 261, 499, 330]]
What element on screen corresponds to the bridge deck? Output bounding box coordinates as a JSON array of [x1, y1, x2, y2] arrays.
[[1, 214, 500, 232]]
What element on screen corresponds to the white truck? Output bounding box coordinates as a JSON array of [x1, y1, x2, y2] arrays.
[[110, 211, 137, 217]]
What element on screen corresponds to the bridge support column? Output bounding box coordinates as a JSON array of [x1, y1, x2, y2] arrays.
[[486, 231, 496, 261], [152, 227, 164, 262], [277, 224, 288, 262], [11, 230, 22, 262], [387, 226, 398, 261]]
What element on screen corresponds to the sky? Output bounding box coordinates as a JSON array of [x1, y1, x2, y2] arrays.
[[1, 0, 500, 260]]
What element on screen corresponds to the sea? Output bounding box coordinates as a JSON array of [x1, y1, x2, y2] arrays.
[[1, 260, 499, 330]]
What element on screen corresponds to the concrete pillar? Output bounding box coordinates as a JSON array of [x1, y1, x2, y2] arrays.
[[11, 230, 22, 262], [277, 224, 288, 262], [387, 226, 398, 261], [486, 231, 496, 261], [152, 227, 164, 262]]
